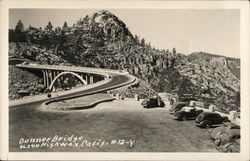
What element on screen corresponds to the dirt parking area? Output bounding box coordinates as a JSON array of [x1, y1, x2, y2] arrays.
[[9, 98, 217, 152]]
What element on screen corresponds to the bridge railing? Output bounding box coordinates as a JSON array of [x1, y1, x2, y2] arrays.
[[43, 74, 136, 106], [15, 64, 128, 77]]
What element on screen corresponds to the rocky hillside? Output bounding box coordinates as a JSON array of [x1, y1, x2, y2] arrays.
[[9, 43, 66, 64], [177, 52, 240, 113], [9, 10, 240, 113], [9, 66, 45, 100]]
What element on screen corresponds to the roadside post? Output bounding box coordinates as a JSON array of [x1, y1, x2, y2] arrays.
[[135, 94, 139, 101], [56, 93, 59, 101], [47, 93, 52, 98]]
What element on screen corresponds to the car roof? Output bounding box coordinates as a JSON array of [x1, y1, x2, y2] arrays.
[[202, 112, 218, 114], [229, 129, 241, 136], [189, 101, 204, 106], [173, 102, 188, 105], [223, 122, 240, 128], [182, 106, 195, 109], [182, 106, 195, 111], [201, 112, 220, 116]]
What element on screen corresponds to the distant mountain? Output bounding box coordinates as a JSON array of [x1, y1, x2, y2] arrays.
[[9, 10, 240, 113]]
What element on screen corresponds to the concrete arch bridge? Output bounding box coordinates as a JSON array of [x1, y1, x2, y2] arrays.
[[15, 64, 110, 91]]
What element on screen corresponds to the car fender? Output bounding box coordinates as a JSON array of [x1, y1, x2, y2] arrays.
[[214, 131, 223, 140], [200, 120, 211, 128]]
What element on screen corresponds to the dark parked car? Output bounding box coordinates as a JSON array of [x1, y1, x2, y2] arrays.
[[169, 102, 189, 114], [141, 97, 165, 108], [216, 139, 240, 153], [172, 106, 203, 121], [214, 128, 240, 147], [209, 122, 240, 139], [195, 112, 230, 128]]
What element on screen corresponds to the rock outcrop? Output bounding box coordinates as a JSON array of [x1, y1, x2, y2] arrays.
[[9, 66, 45, 100]]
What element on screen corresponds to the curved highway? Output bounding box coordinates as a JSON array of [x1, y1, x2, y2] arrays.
[[10, 71, 135, 108]]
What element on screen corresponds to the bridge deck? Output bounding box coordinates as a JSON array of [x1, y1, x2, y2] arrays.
[[15, 64, 117, 78]]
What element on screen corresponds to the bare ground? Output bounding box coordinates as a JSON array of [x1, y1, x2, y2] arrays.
[[9, 97, 217, 152]]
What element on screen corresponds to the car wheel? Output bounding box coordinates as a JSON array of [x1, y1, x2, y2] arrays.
[[182, 116, 187, 121], [228, 144, 240, 153], [215, 138, 221, 146], [205, 123, 211, 128], [228, 147, 233, 153], [200, 121, 210, 128]]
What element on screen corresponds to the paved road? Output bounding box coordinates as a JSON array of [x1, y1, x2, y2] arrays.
[[10, 73, 133, 108]]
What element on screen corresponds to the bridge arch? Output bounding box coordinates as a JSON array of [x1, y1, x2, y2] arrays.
[[49, 71, 87, 90]]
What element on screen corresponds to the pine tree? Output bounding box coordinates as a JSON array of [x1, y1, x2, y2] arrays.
[[15, 20, 24, 33], [9, 29, 15, 42], [148, 42, 151, 48], [45, 21, 53, 32], [173, 47, 176, 55], [134, 35, 139, 44], [14, 20, 26, 42], [62, 21, 68, 31], [141, 38, 145, 46]]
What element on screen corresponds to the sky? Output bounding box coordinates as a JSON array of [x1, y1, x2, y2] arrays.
[[9, 9, 240, 58]]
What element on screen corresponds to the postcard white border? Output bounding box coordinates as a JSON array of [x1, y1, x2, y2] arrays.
[[0, 0, 249, 160]]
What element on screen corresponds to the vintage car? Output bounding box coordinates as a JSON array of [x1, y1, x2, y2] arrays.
[[189, 101, 204, 107], [216, 139, 240, 153], [141, 97, 165, 108], [169, 102, 189, 114], [195, 112, 230, 128], [214, 128, 240, 147], [172, 106, 203, 121], [209, 122, 240, 139]]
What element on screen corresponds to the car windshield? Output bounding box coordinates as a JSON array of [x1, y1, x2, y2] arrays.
[[231, 126, 240, 129], [223, 124, 229, 127], [176, 104, 184, 108], [172, 104, 184, 110], [182, 107, 194, 112], [215, 114, 221, 118], [231, 135, 241, 140], [197, 113, 204, 120]]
